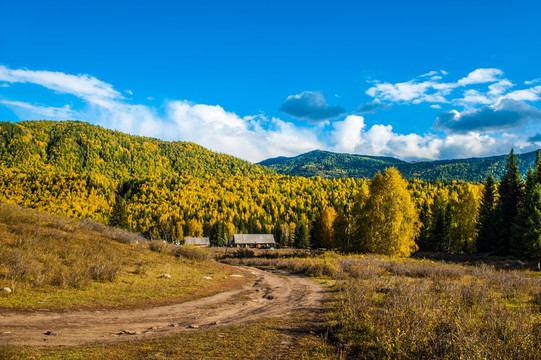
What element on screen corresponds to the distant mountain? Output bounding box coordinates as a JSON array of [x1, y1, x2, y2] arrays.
[[259, 149, 539, 182], [0, 120, 272, 179], [260, 150, 405, 179]]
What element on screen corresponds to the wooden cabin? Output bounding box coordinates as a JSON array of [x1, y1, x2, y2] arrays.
[[233, 234, 276, 249], [183, 237, 210, 247]]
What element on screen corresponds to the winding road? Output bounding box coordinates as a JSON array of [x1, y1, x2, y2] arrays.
[[0, 266, 327, 346]]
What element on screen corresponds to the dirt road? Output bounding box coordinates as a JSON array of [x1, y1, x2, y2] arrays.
[[0, 266, 327, 346]]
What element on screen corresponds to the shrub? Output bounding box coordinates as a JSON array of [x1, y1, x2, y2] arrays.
[[174, 246, 211, 261]]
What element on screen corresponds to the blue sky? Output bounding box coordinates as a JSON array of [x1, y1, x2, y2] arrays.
[[1, 0, 541, 162]]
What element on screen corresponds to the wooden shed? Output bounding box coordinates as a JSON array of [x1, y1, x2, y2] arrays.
[[233, 234, 276, 249], [183, 237, 210, 247]]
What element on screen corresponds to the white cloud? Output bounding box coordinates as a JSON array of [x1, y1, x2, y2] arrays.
[[457, 68, 503, 86], [331, 115, 365, 153], [2, 65, 541, 163], [525, 78, 541, 85], [0, 100, 77, 120], [365, 68, 540, 108], [0, 65, 122, 103], [167, 101, 322, 161], [329, 114, 529, 161], [488, 79, 514, 96], [505, 86, 541, 101], [455, 89, 492, 105]]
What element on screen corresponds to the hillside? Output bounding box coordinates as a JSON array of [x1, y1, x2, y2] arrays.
[[0, 202, 243, 310], [260, 149, 539, 182], [0, 120, 272, 180]]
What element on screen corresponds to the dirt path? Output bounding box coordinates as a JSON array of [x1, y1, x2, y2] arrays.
[[0, 266, 327, 346]]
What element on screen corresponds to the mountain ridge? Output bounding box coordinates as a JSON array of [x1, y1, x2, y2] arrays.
[[259, 148, 539, 182], [0, 120, 272, 180]]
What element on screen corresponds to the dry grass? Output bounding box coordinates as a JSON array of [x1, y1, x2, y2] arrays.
[[224, 250, 541, 360], [0, 203, 245, 309]]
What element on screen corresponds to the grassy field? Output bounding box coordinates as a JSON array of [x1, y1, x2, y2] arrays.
[[3, 205, 540, 359], [223, 250, 541, 360], [0, 203, 245, 310]]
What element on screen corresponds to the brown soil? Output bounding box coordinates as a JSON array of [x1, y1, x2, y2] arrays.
[[0, 266, 327, 346]]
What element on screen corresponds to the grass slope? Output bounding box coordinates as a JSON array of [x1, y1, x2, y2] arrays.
[[0, 203, 245, 310]]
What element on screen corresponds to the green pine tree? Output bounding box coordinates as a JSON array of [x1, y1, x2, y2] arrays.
[[109, 194, 129, 230], [476, 174, 498, 253], [294, 221, 309, 249], [496, 149, 524, 255], [512, 183, 541, 262]]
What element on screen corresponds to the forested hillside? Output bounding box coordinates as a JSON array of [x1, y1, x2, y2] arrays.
[[260, 149, 539, 182], [0, 120, 271, 179], [1, 120, 539, 260], [259, 150, 405, 179]]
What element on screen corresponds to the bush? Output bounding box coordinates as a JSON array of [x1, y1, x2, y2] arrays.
[[174, 246, 211, 261]]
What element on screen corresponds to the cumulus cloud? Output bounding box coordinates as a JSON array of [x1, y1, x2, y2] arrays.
[[329, 116, 514, 161], [457, 68, 503, 86], [365, 68, 540, 108], [167, 101, 322, 160], [365, 79, 451, 104], [279, 91, 346, 122], [2, 65, 540, 163], [331, 115, 366, 153], [434, 99, 541, 133], [0, 65, 325, 162], [505, 86, 541, 101]]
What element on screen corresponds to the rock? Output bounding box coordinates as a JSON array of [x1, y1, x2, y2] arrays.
[[202, 276, 213, 280], [117, 330, 137, 335], [160, 274, 171, 279], [209, 321, 220, 325], [43, 331, 58, 336], [2, 287, 12, 293], [187, 324, 199, 329]]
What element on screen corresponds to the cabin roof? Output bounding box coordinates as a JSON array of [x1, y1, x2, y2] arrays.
[[233, 234, 275, 244], [184, 237, 210, 245]]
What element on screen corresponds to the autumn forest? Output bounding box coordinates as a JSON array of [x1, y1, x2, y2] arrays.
[[1, 120, 540, 261]]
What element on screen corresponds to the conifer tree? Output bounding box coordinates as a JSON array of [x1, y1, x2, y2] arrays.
[[416, 201, 431, 251], [535, 149, 541, 184], [272, 222, 283, 247], [333, 211, 352, 252], [109, 194, 129, 229], [511, 168, 537, 258], [496, 149, 524, 255], [512, 183, 541, 262], [294, 221, 309, 249], [427, 191, 448, 252], [476, 174, 498, 253]]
